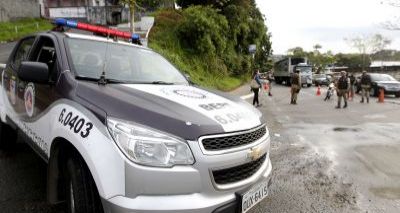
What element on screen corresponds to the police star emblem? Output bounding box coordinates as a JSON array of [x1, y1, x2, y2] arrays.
[[248, 147, 263, 161]]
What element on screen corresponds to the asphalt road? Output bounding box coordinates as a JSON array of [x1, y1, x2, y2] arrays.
[[0, 42, 16, 63], [240, 83, 400, 213], [0, 43, 399, 212]]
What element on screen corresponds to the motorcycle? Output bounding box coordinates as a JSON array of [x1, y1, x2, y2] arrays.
[[324, 82, 335, 101]]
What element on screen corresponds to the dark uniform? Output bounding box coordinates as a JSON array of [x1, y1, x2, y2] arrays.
[[360, 71, 372, 103], [290, 71, 301, 104], [336, 72, 349, 108]]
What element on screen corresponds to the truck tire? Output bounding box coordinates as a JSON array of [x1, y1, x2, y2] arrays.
[[64, 152, 103, 213], [0, 121, 17, 149]]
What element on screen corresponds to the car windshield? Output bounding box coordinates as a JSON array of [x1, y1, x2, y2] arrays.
[[298, 66, 312, 73], [371, 74, 396, 82], [314, 74, 326, 78], [66, 38, 188, 84]]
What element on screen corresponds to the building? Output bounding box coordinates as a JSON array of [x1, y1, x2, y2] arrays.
[[0, 0, 41, 22], [43, 0, 128, 25]]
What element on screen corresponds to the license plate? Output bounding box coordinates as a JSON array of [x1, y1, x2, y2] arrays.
[[241, 181, 269, 213]]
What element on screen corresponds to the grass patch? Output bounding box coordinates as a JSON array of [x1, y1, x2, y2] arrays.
[[0, 18, 52, 42], [148, 9, 246, 91]]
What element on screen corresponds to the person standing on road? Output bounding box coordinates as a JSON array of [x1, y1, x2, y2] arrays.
[[360, 71, 372, 103], [290, 70, 301, 104], [348, 73, 356, 101], [251, 70, 263, 107], [336, 71, 350, 109], [267, 71, 273, 96]]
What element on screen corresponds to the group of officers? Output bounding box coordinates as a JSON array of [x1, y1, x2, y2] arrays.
[[290, 70, 372, 108]]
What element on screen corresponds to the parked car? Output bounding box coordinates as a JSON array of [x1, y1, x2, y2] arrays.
[[0, 19, 272, 213], [312, 74, 330, 86], [356, 73, 400, 97]]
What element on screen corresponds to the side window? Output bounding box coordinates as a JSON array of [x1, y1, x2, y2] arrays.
[[29, 37, 58, 82], [12, 37, 35, 69]]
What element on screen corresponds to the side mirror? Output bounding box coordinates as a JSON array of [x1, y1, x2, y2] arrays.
[[18, 61, 49, 84]]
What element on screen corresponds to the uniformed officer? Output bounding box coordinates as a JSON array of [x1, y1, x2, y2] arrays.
[[290, 70, 301, 104], [360, 70, 372, 103], [336, 71, 350, 108]]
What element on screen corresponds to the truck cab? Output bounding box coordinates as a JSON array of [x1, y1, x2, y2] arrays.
[[294, 63, 313, 87], [0, 24, 272, 213]]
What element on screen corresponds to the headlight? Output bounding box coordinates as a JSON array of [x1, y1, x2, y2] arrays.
[[107, 117, 194, 167]]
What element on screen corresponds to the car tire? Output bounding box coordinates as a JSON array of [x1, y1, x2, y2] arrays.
[[307, 84, 311, 87], [64, 152, 103, 213], [370, 87, 377, 97], [0, 121, 17, 149], [396, 92, 400, 98]]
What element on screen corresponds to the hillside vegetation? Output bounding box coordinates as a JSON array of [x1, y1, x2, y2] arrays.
[[0, 18, 52, 42], [149, 0, 272, 91]]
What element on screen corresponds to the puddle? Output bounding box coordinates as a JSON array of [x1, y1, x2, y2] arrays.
[[333, 127, 361, 132]]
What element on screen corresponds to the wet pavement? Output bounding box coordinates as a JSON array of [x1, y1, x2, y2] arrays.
[[244, 83, 400, 213], [0, 80, 398, 212]]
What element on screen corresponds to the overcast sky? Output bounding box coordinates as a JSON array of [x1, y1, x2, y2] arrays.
[[256, 0, 400, 54]]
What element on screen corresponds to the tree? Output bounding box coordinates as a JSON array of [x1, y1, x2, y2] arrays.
[[335, 53, 371, 69], [313, 44, 322, 53], [287, 47, 307, 57], [119, 0, 164, 33], [119, 0, 137, 33], [344, 33, 391, 69], [176, 0, 233, 9]]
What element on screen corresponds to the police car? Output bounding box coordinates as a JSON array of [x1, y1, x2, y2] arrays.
[[0, 19, 272, 213]]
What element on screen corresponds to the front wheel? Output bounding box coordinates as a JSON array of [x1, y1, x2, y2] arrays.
[[395, 92, 400, 98], [64, 152, 103, 213], [370, 87, 378, 97], [307, 84, 312, 87]]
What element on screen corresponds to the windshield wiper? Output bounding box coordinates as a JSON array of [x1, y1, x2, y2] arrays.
[[76, 76, 100, 82], [151, 81, 175, 85], [76, 76, 136, 84]]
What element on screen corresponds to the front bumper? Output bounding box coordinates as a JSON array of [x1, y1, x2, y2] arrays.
[[102, 159, 272, 213], [384, 88, 400, 95]]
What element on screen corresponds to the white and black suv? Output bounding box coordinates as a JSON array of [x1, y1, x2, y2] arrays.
[[0, 29, 272, 213]]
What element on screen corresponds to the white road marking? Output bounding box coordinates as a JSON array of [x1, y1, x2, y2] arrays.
[[240, 93, 254, 100]]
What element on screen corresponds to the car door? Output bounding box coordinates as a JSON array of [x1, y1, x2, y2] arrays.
[[3, 35, 62, 157], [3, 36, 36, 117]]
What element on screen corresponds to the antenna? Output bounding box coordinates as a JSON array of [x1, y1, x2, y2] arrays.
[[98, 32, 111, 85]]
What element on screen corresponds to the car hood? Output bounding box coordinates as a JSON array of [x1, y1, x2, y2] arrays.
[[376, 81, 400, 85], [75, 82, 263, 140]]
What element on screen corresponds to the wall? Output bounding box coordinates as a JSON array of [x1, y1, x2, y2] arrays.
[[0, 0, 40, 22]]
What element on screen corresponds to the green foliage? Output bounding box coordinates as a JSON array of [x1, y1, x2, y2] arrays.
[[149, 1, 272, 90], [0, 18, 52, 42], [335, 53, 371, 69], [176, 0, 232, 9], [177, 6, 229, 56], [372, 50, 400, 61]]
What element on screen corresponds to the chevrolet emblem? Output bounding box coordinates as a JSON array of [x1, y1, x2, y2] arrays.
[[248, 147, 263, 161]]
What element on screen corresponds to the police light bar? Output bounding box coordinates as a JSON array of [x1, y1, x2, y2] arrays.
[[54, 18, 140, 41]]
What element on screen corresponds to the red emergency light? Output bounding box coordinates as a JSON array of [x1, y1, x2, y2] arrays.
[[54, 18, 140, 42]]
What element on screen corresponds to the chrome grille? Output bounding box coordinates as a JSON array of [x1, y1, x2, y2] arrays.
[[201, 126, 266, 151], [212, 154, 266, 185]]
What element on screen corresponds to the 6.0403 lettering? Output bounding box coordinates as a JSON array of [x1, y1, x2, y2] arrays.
[[59, 108, 93, 138]]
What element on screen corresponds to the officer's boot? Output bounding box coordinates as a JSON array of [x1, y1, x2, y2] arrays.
[[360, 98, 364, 103], [336, 103, 341, 109], [367, 97, 369, 103], [343, 102, 347, 108]]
